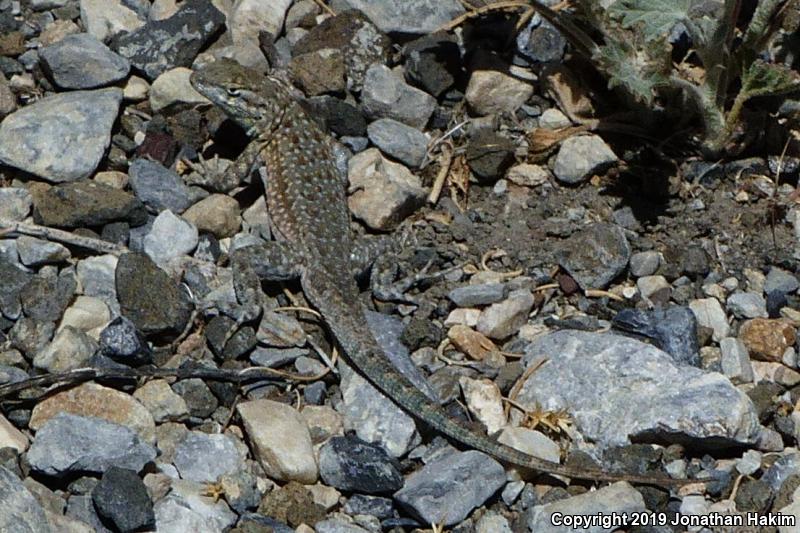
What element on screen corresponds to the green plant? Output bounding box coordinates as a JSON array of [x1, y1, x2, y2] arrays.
[[529, 0, 800, 156]]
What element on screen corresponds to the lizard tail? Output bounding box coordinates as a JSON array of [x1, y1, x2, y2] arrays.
[[303, 278, 684, 488]]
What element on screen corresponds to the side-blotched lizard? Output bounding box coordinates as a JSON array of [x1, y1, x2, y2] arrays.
[[190, 59, 680, 486]]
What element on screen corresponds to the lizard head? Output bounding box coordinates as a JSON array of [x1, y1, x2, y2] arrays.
[[190, 58, 290, 135]]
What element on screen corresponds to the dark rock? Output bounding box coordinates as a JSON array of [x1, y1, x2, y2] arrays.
[[557, 223, 631, 290], [289, 48, 346, 96], [303, 381, 327, 405], [171, 378, 218, 418], [100, 316, 153, 366], [305, 96, 367, 137], [612, 306, 700, 366], [466, 130, 515, 183], [127, 158, 194, 214], [681, 245, 710, 279], [135, 130, 179, 167], [344, 494, 394, 519], [318, 435, 403, 494], [110, 0, 225, 80], [31, 180, 147, 229], [20, 269, 76, 323], [403, 32, 461, 97], [516, 17, 566, 63], [115, 252, 193, 337], [92, 467, 155, 533], [733, 478, 772, 512], [0, 258, 32, 319]]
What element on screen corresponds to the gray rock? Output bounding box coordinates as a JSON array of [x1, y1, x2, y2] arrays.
[[115, 252, 193, 336], [476, 288, 534, 340], [720, 337, 754, 383], [689, 298, 730, 341], [92, 467, 155, 533], [517, 15, 567, 63], [558, 223, 631, 290], [0, 258, 31, 319], [143, 210, 198, 265], [33, 325, 98, 373], [77, 254, 120, 316], [128, 158, 194, 214], [80, 0, 146, 42], [171, 378, 218, 419], [173, 432, 242, 483], [521, 331, 761, 450], [553, 134, 618, 184], [100, 315, 152, 365], [40, 33, 130, 89], [765, 267, 799, 294], [0, 187, 32, 221], [250, 346, 308, 367], [403, 32, 460, 97], [0, 88, 122, 182], [318, 434, 402, 494], [448, 283, 506, 307], [528, 482, 645, 532], [394, 450, 505, 526], [361, 64, 435, 129], [629, 250, 660, 277], [727, 292, 768, 319], [0, 466, 52, 533], [27, 413, 157, 476], [110, 0, 225, 80], [367, 118, 428, 168], [16, 235, 70, 266], [31, 180, 146, 228], [154, 489, 236, 532], [339, 0, 463, 36], [20, 268, 76, 323]]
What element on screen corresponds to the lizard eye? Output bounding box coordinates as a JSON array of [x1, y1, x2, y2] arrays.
[[226, 87, 241, 97]]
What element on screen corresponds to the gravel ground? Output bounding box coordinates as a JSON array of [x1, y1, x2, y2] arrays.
[[1, 0, 800, 532]]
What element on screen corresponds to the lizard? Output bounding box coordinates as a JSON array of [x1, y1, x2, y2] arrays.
[[189, 58, 683, 487]]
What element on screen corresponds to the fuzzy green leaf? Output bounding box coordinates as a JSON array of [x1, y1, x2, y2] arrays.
[[740, 60, 800, 98], [608, 0, 692, 40], [594, 38, 671, 104]]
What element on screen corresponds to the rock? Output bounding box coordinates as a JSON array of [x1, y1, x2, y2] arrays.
[[361, 63, 436, 129], [39, 33, 130, 89], [173, 432, 242, 483], [347, 148, 426, 230], [293, 10, 391, 92], [403, 32, 461, 97], [29, 382, 156, 444], [366, 118, 428, 168], [133, 379, 188, 422], [0, 88, 122, 182], [612, 307, 700, 366], [20, 269, 76, 323], [143, 210, 198, 265], [0, 258, 31, 319], [727, 292, 768, 319], [289, 48, 346, 96], [553, 134, 618, 184], [528, 482, 645, 532], [229, 0, 292, 48], [31, 180, 146, 228], [123, 75, 149, 101], [171, 378, 218, 418], [237, 399, 318, 483], [497, 427, 560, 463], [466, 130, 516, 183], [59, 296, 110, 336], [181, 194, 241, 238], [637, 275, 671, 305], [517, 15, 567, 63], [0, 73, 17, 118], [28, 413, 156, 476], [520, 331, 761, 450], [629, 251, 660, 277], [80, 0, 145, 42], [340, 0, 464, 36], [394, 450, 505, 526], [343, 494, 394, 520], [318, 435, 402, 494], [765, 267, 799, 294], [16, 236, 70, 266], [153, 484, 237, 531], [92, 467, 155, 532], [0, 414, 27, 452], [689, 298, 731, 341], [149, 67, 208, 111], [448, 325, 497, 360], [459, 377, 506, 434], [33, 326, 98, 373], [740, 318, 796, 362], [110, 0, 225, 80], [465, 66, 535, 116], [476, 288, 534, 340], [0, 466, 52, 533], [307, 96, 367, 137], [115, 252, 193, 337], [77, 255, 120, 316], [0, 187, 32, 221], [538, 108, 571, 129], [128, 158, 195, 214], [558, 223, 630, 290], [448, 283, 506, 307], [506, 163, 551, 187]]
